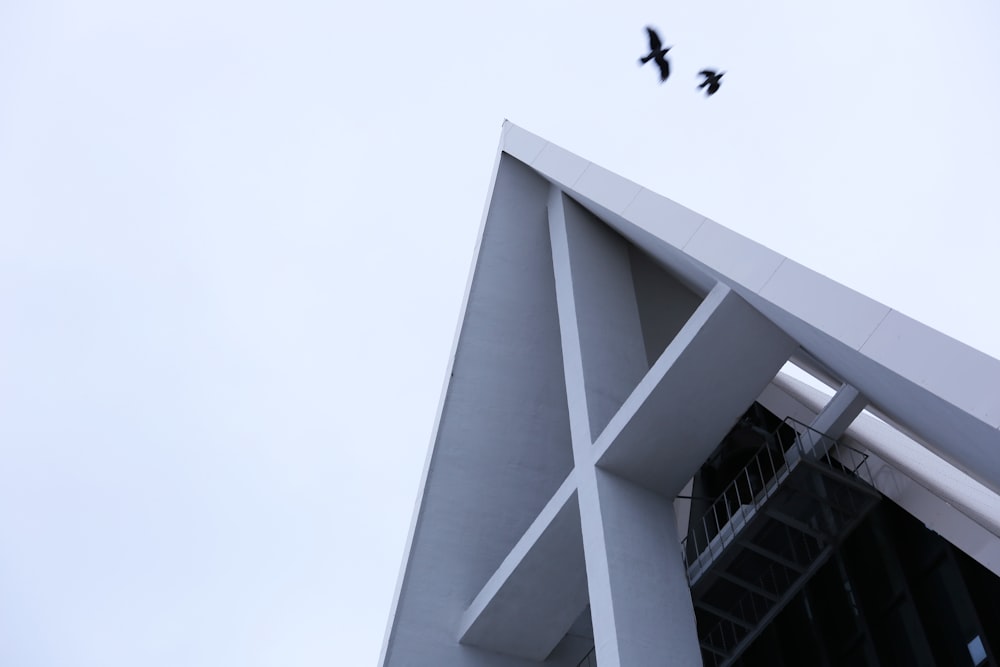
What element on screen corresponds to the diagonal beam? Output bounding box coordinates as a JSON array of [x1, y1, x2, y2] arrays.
[[740, 540, 806, 574], [458, 474, 588, 660], [694, 600, 755, 630], [714, 570, 781, 603], [594, 283, 797, 496], [701, 641, 729, 658], [810, 383, 867, 441]]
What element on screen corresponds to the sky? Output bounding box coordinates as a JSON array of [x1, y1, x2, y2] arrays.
[[1, 1, 998, 665]]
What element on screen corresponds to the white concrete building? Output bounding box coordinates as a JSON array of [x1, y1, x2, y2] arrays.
[[379, 123, 1000, 667]]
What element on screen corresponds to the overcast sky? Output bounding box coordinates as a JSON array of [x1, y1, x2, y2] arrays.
[[1, 1, 998, 665]]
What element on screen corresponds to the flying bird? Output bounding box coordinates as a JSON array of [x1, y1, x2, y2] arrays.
[[639, 26, 672, 82], [698, 70, 725, 96]]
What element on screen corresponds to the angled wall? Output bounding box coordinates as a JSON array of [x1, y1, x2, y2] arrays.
[[380, 155, 576, 667], [381, 123, 1000, 667]]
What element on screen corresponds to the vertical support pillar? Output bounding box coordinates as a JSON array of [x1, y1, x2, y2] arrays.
[[589, 468, 702, 666], [548, 186, 702, 667]]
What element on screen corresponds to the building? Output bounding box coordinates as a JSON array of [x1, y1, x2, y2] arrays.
[[378, 123, 1000, 667]]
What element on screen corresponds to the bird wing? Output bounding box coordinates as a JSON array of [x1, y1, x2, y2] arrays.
[[655, 56, 670, 81], [646, 27, 662, 51], [699, 69, 717, 79]]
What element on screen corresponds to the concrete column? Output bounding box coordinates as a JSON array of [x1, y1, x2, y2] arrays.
[[585, 468, 702, 667], [558, 191, 649, 441], [548, 185, 702, 667], [811, 383, 867, 440]]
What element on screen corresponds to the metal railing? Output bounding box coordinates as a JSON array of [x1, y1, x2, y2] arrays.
[[681, 418, 873, 583], [572, 421, 875, 667]]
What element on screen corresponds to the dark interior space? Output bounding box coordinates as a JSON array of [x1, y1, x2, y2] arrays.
[[686, 403, 1000, 667], [736, 497, 1000, 667]]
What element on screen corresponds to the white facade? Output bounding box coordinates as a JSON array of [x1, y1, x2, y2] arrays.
[[379, 123, 1000, 667]]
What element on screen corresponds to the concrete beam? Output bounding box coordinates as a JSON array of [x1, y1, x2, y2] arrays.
[[459, 476, 588, 660], [810, 383, 867, 440], [595, 284, 798, 496]]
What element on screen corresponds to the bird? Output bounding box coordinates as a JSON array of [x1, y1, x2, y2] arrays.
[[638, 26, 672, 82], [698, 69, 725, 96]]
